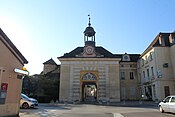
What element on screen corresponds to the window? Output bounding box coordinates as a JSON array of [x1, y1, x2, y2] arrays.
[[147, 69, 150, 79], [122, 54, 130, 61], [164, 96, 171, 103], [169, 34, 175, 44], [143, 71, 145, 78], [171, 97, 175, 103], [120, 72, 125, 80], [137, 61, 140, 69], [145, 55, 148, 63], [130, 72, 134, 79], [153, 85, 156, 98], [149, 52, 153, 61], [159, 36, 165, 46], [142, 59, 144, 66], [151, 67, 154, 77], [139, 73, 141, 84]]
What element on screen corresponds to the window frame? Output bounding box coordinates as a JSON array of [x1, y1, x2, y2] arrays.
[[120, 71, 125, 80], [130, 72, 134, 80]]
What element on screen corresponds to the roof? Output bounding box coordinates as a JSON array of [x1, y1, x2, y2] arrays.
[[141, 32, 174, 57], [120, 54, 140, 62], [58, 46, 121, 58], [0, 28, 28, 64], [43, 58, 57, 65], [58, 46, 140, 62]]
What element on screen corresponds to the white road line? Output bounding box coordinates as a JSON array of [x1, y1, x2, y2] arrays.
[[113, 113, 124, 117]]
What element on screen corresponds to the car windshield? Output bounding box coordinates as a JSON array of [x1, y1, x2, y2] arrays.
[[21, 94, 29, 99]]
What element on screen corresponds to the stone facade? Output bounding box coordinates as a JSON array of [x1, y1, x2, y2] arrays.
[[59, 58, 120, 102], [57, 18, 175, 102]]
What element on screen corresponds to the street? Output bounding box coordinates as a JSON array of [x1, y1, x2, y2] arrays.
[[19, 102, 175, 117]]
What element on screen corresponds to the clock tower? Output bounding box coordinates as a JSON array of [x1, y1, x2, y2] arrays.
[[83, 15, 96, 57]]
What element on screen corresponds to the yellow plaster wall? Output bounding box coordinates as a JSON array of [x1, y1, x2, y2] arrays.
[[109, 65, 120, 102], [0, 38, 24, 116], [59, 65, 70, 101]]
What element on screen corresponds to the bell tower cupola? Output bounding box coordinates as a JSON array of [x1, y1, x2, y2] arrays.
[[84, 15, 96, 47]]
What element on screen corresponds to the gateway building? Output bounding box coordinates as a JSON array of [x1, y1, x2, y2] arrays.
[[58, 17, 140, 102]]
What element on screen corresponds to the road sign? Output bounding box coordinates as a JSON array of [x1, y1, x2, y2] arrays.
[[14, 68, 29, 75]]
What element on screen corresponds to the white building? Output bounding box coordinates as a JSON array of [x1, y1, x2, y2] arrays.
[[138, 32, 175, 101]]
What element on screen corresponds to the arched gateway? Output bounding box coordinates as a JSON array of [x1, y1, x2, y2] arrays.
[[58, 16, 121, 103], [81, 72, 98, 102]]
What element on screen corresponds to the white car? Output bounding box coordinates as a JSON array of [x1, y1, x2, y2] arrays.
[[158, 95, 175, 113], [20, 93, 38, 109]]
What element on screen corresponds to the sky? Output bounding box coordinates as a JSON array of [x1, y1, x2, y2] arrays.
[[0, 0, 175, 75]]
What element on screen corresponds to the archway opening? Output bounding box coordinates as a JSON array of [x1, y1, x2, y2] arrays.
[[82, 82, 97, 102]]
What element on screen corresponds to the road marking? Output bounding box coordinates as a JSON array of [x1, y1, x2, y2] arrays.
[[113, 113, 124, 117]]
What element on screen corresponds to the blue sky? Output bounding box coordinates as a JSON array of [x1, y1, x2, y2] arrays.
[[0, 0, 175, 75]]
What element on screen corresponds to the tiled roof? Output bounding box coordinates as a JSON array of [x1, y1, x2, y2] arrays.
[[0, 28, 28, 64]]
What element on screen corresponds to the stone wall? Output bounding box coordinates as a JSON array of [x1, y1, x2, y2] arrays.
[[59, 58, 121, 102]]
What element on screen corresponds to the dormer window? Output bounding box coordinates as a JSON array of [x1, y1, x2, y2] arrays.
[[159, 35, 165, 46], [122, 53, 130, 61], [169, 34, 175, 45]]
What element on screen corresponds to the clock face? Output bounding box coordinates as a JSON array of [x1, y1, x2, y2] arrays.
[[85, 46, 94, 55]]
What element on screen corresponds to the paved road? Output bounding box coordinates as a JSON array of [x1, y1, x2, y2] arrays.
[[19, 102, 175, 117]]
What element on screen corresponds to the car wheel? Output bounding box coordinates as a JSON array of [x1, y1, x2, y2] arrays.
[[159, 106, 164, 113], [22, 102, 29, 109]]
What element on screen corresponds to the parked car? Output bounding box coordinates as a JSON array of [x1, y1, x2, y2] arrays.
[[158, 95, 175, 113], [20, 93, 38, 109]]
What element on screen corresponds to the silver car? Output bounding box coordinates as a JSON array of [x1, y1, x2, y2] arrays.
[[158, 95, 175, 113], [20, 93, 38, 109]]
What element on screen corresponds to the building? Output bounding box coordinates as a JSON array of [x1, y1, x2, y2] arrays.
[[57, 17, 141, 103], [0, 28, 28, 116], [138, 32, 175, 101], [44, 17, 175, 102], [42, 58, 60, 75], [120, 53, 140, 100]]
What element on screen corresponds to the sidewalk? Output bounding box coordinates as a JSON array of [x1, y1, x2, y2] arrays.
[[40, 100, 159, 107], [107, 100, 158, 107]]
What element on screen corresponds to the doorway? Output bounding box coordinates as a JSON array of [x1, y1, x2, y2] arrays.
[[82, 82, 97, 102], [164, 86, 170, 98]]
